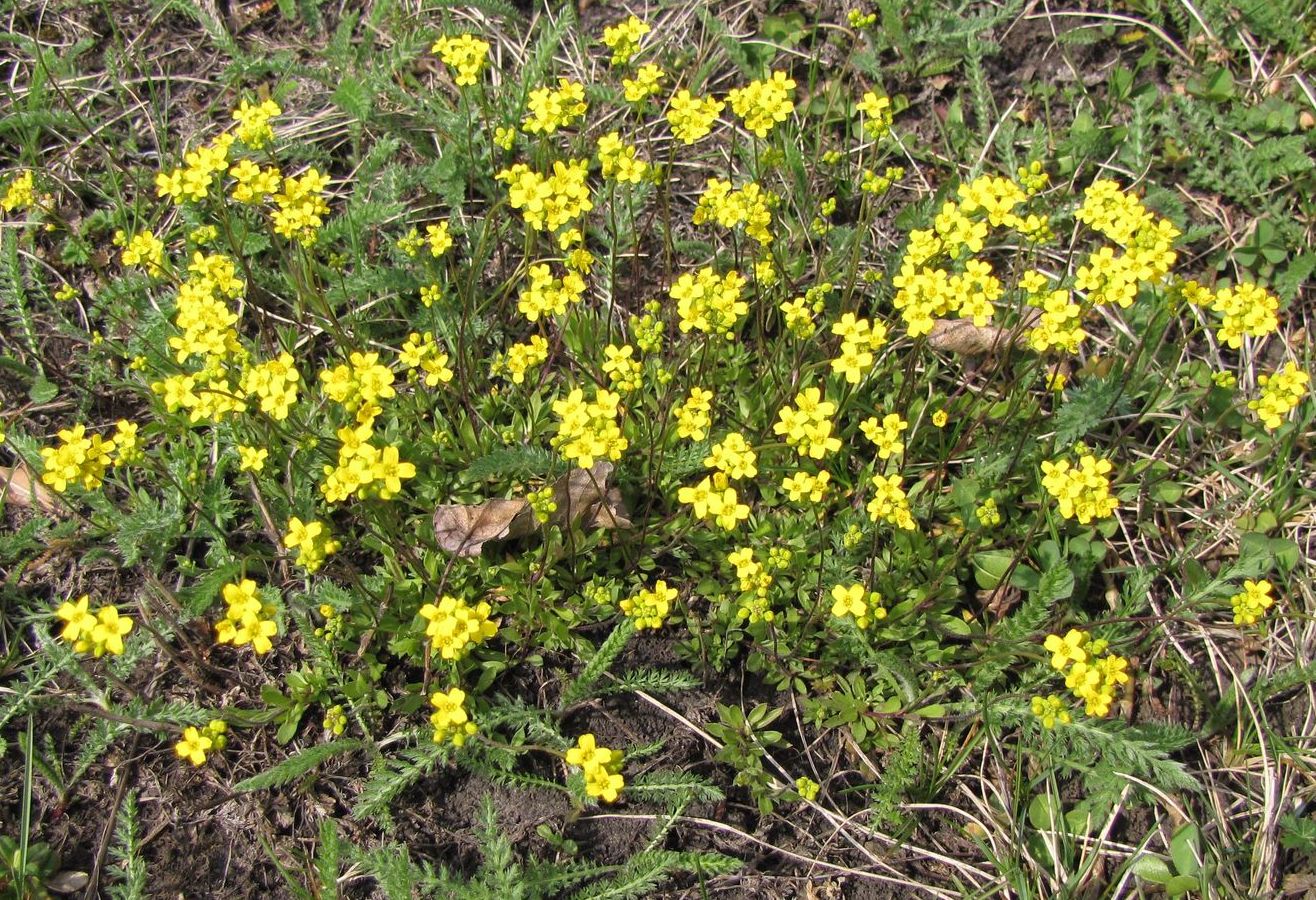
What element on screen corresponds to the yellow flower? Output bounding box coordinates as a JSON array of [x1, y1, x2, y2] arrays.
[[1043, 629, 1090, 670], [232, 98, 281, 148], [774, 387, 842, 460], [1248, 362, 1308, 431], [430, 687, 478, 746], [55, 594, 96, 644], [705, 432, 757, 480], [1030, 695, 1071, 729], [622, 64, 665, 103], [856, 90, 893, 139], [619, 581, 677, 630], [419, 596, 499, 661], [2, 171, 36, 212], [432, 34, 490, 87], [666, 90, 724, 144], [522, 78, 587, 134], [601, 15, 649, 65], [726, 71, 796, 138], [175, 727, 213, 766], [566, 733, 625, 803], [1230, 579, 1275, 626]]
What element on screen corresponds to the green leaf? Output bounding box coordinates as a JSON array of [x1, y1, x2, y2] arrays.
[[1166, 874, 1200, 896], [232, 739, 364, 792], [972, 551, 1014, 590], [1130, 853, 1173, 884], [1170, 823, 1201, 876], [331, 74, 372, 121], [28, 376, 57, 403]]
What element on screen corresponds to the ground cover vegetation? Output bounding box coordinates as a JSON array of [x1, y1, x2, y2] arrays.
[[1, 0, 1314, 895]]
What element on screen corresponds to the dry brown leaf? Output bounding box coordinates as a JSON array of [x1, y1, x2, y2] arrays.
[[434, 462, 631, 556], [0, 464, 60, 514], [927, 318, 1017, 356], [433, 498, 536, 557]]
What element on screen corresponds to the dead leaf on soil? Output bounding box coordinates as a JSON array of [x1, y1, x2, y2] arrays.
[[0, 463, 60, 514], [927, 318, 1018, 356], [433, 461, 630, 557]]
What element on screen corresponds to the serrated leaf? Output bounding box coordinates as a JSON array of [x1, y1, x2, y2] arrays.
[[232, 739, 364, 792]]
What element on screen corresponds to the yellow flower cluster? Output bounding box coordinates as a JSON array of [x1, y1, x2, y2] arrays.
[[1044, 629, 1129, 718], [1248, 362, 1308, 431], [237, 445, 267, 472], [432, 34, 490, 87], [727, 547, 773, 599], [601, 15, 649, 65], [396, 221, 453, 259], [781, 469, 830, 504], [675, 387, 714, 440], [1203, 281, 1281, 349], [619, 580, 676, 629], [320, 350, 396, 415], [779, 295, 821, 339], [602, 344, 643, 393], [430, 687, 478, 746], [975, 497, 1002, 527], [175, 720, 227, 766], [115, 229, 166, 274], [283, 516, 340, 573], [399, 332, 455, 387], [320, 422, 416, 503], [271, 168, 331, 246], [705, 432, 757, 480], [774, 387, 842, 459], [232, 98, 281, 148], [420, 596, 499, 661], [596, 132, 649, 184], [496, 335, 549, 384], [859, 412, 907, 459], [523, 78, 587, 134], [1030, 694, 1071, 729], [228, 158, 282, 204], [1040, 453, 1118, 524], [517, 263, 586, 321], [156, 133, 234, 203], [1230, 579, 1275, 626], [678, 472, 750, 530], [214, 579, 279, 654], [957, 174, 1027, 227], [856, 91, 893, 139], [726, 71, 796, 138], [241, 352, 301, 420], [566, 733, 625, 803], [551, 387, 628, 468], [861, 165, 904, 196], [666, 90, 724, 144], [622, 64, 665, 103], [830, 312, 888, 383], [866, 473, 915, 530], [498, 160, 592, 233], [40, 424, 116, 492], [830, 583, 887, 630], [54, 595, 134, 657], [670, 267, 747, 337], [1072, 180, 1179, 307], [1023, 271, 1086, 354], [692, 179, 775, 245], [1, 170, 35, 212]]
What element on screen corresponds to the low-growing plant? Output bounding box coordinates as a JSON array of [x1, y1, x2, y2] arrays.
[[0, 1, 1311, 895]]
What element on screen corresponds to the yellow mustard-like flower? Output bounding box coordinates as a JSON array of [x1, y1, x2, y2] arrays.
[[856, 90, 893, 139], [666, 90, 724, 144], [675, 387, 714, 440], [596, 132, 649, 184], [497, 160, 593, 233], [830, 583, 886, 630], [619, 580, 677, 630], [232, 98, 281, 148], [430, 687, 478, 746], [566, 733, 625, 803], [1040, 453, 1118, 524], [39, 424, 116, 493], [858, 412, 907, 460], [866, 473, 916, 530], [214, 578, 280, 654], [1230, 579, 1275, 626], [670, 267, 747, 337], [432, 34, 490, 87], [705, 432, 757, 480], [283, 517, 341, 573], [726, 71, 796, 138], [522, 78, 587, 134], [419, 595, 499, 661], [496, 335, 549, 384], [1030, 694, 1071, 729], [1248, 362, 1308, 431], [623, 63, 665, 103], [551, 387, 628, 468], [774, 387, 842, 460], [601, 15, 649, 65]]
